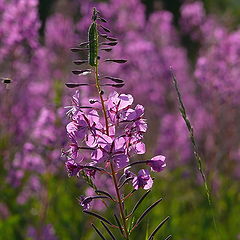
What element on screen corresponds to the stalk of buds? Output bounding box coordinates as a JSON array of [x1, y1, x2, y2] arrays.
[[63, 8, 170, 240]]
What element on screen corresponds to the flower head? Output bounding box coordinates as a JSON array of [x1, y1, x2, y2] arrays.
[[148, 155, 166, 172], [65, 160, 82, 177], [132, 169, 153, 190]]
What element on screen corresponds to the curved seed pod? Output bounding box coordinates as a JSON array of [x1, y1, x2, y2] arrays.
[[105, 59, 127, 63], [88, 22, 98, 66], [148, 216, 170, 240]]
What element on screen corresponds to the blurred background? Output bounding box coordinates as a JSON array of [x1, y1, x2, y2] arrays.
[[1, 0, 240, 239]]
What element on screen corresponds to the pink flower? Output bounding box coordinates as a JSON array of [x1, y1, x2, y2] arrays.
[[132, 169, 153, 190], [65, 160, 82, 177]]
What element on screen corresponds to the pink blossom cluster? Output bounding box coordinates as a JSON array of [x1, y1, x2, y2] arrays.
[[64, 90, 166, 209]]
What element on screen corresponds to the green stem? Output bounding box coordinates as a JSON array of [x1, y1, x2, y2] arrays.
[[110, 162, 129, 239]]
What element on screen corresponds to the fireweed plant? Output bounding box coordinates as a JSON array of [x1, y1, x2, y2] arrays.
[[63, 8, 170, 240]]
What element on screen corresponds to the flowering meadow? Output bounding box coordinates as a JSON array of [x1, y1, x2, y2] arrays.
[[0, 0, 240, 239]]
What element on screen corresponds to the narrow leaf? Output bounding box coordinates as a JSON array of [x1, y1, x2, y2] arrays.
[[100, 25, 111, 33], [98, 16, 107, 23], [99, 34, 108, 38], [118, 177, 134, 189], [83, 211, 113, 226], [104, 76, 124, 83], [65, 83, 89, 88], [101, 48, 113, 52], [92, 224, 106, 240], [79, 41, 89, 47], [73, 60, 88, 65], [127, 190, 151, 218], [101, 221, 116, 240], [101, 42, 118, 46], [134, 198, 163, 227], [71, 47, 89, 52], [1, 78, 11, 84], [103, 83, 125, 88], [105, 59, 127, 63], [164, 235, 172, 240], [106, 36, 117, 41], [72, 69, 91, 75], [88, 22, 98, 66], [114, 214, 124, 235], [148, 216, 170, 240], [95, 190, 114, 201]]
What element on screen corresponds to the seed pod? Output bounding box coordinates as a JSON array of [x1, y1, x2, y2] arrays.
[[88, 22, 98, 66]]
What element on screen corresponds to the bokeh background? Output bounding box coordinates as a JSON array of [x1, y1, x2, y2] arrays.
[[1, 0, 240, 239]]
